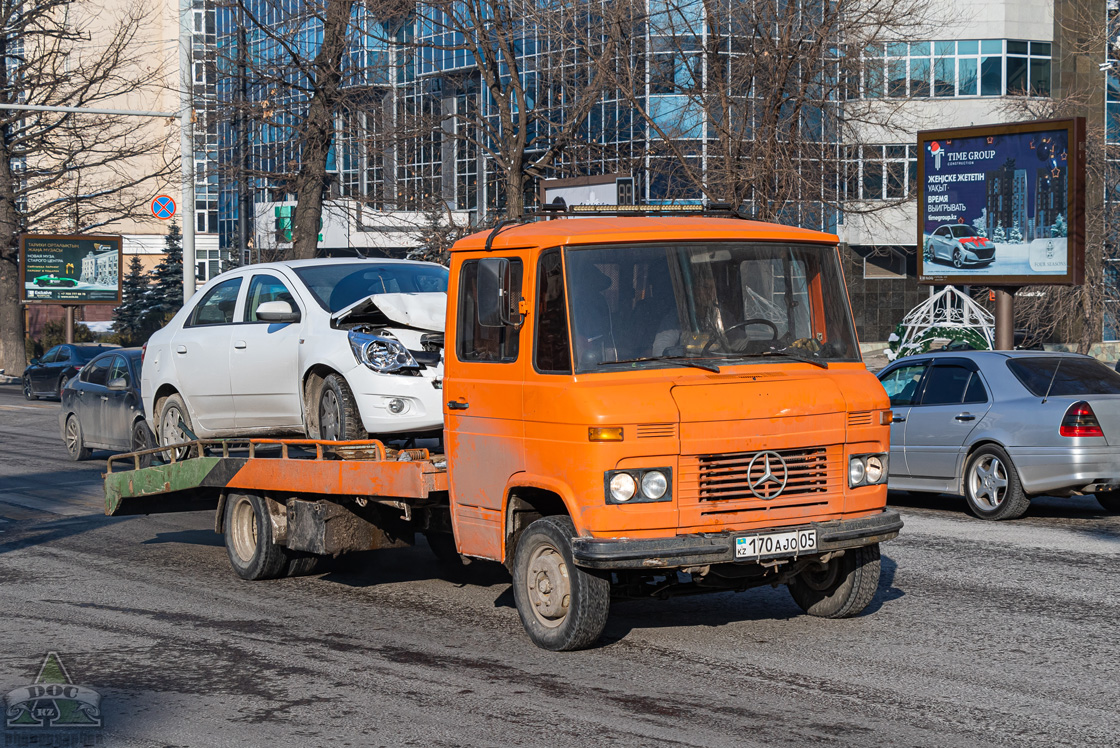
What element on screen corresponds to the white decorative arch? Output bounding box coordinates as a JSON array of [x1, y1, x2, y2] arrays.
[[886, 286, 994, 360]]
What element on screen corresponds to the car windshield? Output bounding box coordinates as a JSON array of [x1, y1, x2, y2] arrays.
[[294, 263, 449, 313], [951, 226, 980, 238], [1007, 357, 1120, 397], [564, 242, 860, 373]]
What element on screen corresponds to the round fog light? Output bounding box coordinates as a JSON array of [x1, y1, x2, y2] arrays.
[[641, 470, 668, 500], [849, 458, 866, 486], [865, 456, 884, 484], [609, 473, 637, 502], [387, 398, 407, 414]]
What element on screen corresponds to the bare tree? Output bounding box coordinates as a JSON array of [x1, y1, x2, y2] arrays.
[[0, 0, 178, 377], [604, 0, 932, 221]]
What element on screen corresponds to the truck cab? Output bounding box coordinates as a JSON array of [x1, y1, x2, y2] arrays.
[[443, 213, 900, 649]]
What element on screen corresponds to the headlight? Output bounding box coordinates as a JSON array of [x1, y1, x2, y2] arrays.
[[849, 453, 888, 487], [609, 473, 637, 502], [641, 470, 668, 500], [348, 329, 418, 373], [849, 459, 866, 486]]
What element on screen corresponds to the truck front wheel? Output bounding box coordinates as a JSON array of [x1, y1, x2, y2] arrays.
[[512, 516, 610, 651], [225, 493, 289, 581], [787, 544, 881, 619]]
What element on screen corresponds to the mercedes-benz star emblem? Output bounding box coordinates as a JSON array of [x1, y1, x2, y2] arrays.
[[747, 451, 788, 499]]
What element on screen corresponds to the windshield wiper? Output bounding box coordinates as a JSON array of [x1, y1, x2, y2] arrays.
[[722, 347, 829, 369], [600, 355, 721, 373]]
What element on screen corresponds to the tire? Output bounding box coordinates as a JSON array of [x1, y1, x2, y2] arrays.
[[285, 552, 327, 577], [318, 373, 365, 441], [157, 393, 196, 460], [963, 445, 1030, 520], [63, 414, 92, 461], [511, 516, 610, 651], [952, 248, 964, 268], [22, 376, 35, 400], [1095, 490, 1120, 514], [788, 543, 881, 619], [424, 531, 463, 567], [224, 493, 290, 581], [57, 374, 68, 400], [130, 419, 155, 469]]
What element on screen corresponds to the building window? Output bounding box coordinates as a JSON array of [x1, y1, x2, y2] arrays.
[[859, 40, 1050, 99], [843, 145, 918, 201]]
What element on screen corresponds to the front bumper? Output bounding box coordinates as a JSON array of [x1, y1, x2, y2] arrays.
[[570, 509, 903, 570]]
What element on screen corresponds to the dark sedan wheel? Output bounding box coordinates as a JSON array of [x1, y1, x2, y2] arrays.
[[130, 420, 155, 468], [963, 445, 1030, 520], [952, 248, 964, 268], [22, 376, 35, 400], [57, 375, 68, 400], [64, 414, 92, 461]]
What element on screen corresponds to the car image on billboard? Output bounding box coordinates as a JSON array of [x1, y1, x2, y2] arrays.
[[917, 119, 1083, 286]]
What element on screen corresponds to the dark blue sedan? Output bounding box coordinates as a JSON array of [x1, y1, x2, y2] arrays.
[[23, 344, 119, 400], [59, 348, 153, 461]]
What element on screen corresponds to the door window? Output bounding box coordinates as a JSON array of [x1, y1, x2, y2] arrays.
[[81, 357, 110, 387], [56, 347, 73, 361], [534, 250, 572, 374], [244, 274, 298, 322], [108, 356, 131, 387], [188, 277, 243, 327], [39, 346, 61, 364], [919, 364, 973, 405], [457, 259, 522, 363], [963, 372, 988, 404], [880, 363, 927, 406]]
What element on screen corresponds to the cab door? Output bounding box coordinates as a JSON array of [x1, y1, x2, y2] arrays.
[[443, 254, 527, 561]]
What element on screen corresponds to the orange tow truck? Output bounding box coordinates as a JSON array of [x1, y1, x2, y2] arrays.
[[105, 206, 901, 651]]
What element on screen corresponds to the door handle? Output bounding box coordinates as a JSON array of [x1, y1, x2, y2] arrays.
[[955, 413, 976, 422], [892, 415, 906, 423], [447, 400, 469, 410], [176, 345, 187, 354], [234, 341, 247, 349], [100, 396, 108, 401]]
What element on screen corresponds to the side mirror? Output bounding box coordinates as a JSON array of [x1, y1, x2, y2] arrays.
[[257, 300, 300, 323], [477, 258, 521, 328], [107, 378, 129, 391], [29, 358, 39, 365]]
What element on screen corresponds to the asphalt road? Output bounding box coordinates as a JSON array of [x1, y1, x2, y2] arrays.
[[1, 381, 1118, 747]]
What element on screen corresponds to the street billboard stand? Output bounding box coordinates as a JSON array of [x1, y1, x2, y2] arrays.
[[916, 118, 1086, 348], [19, 233, 123, 344]]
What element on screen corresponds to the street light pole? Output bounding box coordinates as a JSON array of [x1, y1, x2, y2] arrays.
[[180, 0, 196, 303]]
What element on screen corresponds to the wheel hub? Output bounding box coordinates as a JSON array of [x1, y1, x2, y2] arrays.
[[527, 547, 571, 624]]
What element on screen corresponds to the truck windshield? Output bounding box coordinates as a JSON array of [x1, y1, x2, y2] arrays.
[[564, 242, 860, 373]]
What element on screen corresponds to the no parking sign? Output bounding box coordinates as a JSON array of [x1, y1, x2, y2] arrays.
[[151, 195, 176, 220]]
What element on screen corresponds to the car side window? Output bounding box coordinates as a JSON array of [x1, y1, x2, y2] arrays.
[[188, 277, 243, 327], [244, 274, 298, 322], [534, 249, 572, 374], [40, 346, 60, 364], [920, 364, 972, 405], [963, 371, 988, 404], [56, 347, 72, 362], [108, 356, 130, 387], [880, 363, 927, 407], [456, 259, 522, 363], [82, 357, 110, 387]]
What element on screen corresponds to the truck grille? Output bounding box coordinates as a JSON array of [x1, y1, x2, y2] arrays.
[[695, 447, 830, 502], [636, 423, 677, 439], [847, 411, 873, 427]]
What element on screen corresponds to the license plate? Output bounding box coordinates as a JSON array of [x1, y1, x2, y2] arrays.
[[735, 529, 817, 559]]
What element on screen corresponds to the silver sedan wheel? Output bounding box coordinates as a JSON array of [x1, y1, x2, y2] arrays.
[[968, 454, 1009, 510]]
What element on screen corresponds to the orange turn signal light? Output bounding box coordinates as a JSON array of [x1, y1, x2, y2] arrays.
[[589, 427, 624, 442], [880, 410, 893, 425]]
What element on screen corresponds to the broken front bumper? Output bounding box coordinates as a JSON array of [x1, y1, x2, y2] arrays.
[[570, 509, 903, 570]]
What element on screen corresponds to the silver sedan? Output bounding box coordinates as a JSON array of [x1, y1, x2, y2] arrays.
[[877, 350, 1120, 520]]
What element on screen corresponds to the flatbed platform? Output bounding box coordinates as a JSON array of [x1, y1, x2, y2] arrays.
[[104, 439, 449, 516]]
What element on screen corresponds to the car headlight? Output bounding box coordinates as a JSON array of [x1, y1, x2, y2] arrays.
[[605, 468, 673, 504], [348, 329, 418, 373], [609, 473, 637, 502], [849, 453, 889, 487]]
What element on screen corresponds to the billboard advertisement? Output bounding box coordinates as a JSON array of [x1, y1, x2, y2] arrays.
[[917, 118, 1085, 286], [20, 234, 123, 304]]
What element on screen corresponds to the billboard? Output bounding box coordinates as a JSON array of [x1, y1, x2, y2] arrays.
[[20, 234, 122, 304], [541, 174, 635, 207], [917, 118, 1085, 286]]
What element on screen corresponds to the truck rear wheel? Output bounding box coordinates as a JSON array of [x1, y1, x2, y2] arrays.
[[788, 544, 881, 619], [224, 493, 289, 581], [512, 516, 610, 651]]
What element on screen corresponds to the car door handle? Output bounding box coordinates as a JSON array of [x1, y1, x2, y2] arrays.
[[234, 340, 247, 349], [100, 395, 108, 401], [955, 413, 976, 421], [892, 415, 906, 423], [176, 345, 187, 354], [447, 400, 469, 410]]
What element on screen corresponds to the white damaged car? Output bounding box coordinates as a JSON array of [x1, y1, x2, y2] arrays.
[[141, 259, 448, 449]]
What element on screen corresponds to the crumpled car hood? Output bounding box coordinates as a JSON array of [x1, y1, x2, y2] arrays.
[[331, 292, 446, 332]]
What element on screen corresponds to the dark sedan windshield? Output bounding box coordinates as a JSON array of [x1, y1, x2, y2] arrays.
[[564, 242, 860, 372], [294, 263, 449, 312], [1007, 357, 1120, 396]]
